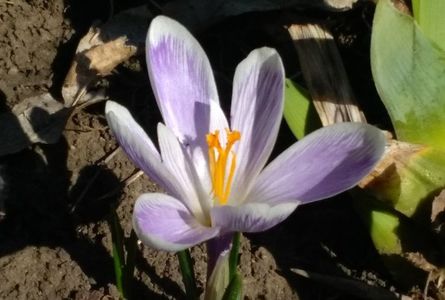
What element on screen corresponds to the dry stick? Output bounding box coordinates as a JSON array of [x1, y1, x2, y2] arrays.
[[423, 271, 432, 299], [69, 146, 121, 213], [288, 23, 366, 125], [71, 87, 88, 107]]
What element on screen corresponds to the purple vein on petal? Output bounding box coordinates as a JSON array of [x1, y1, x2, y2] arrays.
[[146, 16, 219, 147], [211, 202, 298, 233], [133, 193, 219, 252], [229, 48, 285, 204], [105, 101, 181, 198], [249, 123, 386, 205]]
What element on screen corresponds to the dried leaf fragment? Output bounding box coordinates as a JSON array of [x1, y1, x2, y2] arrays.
[[62, 6, 150, 106], [288, 23, 366, 126]]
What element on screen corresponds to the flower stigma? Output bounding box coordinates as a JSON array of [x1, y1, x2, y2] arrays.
[[206, 129, 241, 205]]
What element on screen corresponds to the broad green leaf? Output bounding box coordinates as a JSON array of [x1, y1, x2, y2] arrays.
[[365, 143, 445, 218], [283, 79, 321, 140], [353, 191, 439, 288], [370, 210, 401, 254], [412, 0, 445, 51], [392, 147, 445, 217], [371, 0, 445, 149]]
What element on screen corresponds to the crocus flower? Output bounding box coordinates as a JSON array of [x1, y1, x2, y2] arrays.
[[105, 16, 385, 253]]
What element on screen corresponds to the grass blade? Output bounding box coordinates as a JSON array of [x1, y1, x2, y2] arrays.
[[109, 210, 126, 298]]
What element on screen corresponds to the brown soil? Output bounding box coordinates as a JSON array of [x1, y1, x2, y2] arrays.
[[0, 1, 405, 299], [0, 0, 72, 107]]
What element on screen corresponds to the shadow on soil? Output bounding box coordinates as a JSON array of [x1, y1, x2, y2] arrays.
[[0, 117, 115, 287], [0, 108, 181, 298]]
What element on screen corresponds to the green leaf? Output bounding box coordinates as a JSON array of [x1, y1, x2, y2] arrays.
[[371, 0, 445, 149], [178, 249, 198, 300], [222, 272, 243, 300], [365, 143, 445, 218], [390, 147, 445, 217], [109, 212, 139, 299], [228, 232, 240, 281], [411, 0, 445, 51], [109, 210, 126, 299], [283, 79, 321, 140], [352, 191, 439, 287]]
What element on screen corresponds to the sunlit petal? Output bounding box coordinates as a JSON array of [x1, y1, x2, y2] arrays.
[[105, 101, 180, 198], [146, 16, 219, 145], [229, 48, 285, 204], [133, 193, 219, 252], [158, 123, 211, 223], [211, 202, 298, 233], [249, 123, 386, 205]]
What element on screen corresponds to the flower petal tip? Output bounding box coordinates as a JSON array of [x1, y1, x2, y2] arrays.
[[133, 193, 219, 252], [249, 122, 386, 205], [242, 47, 284, 75], [105, 100, 121, 115], [148, 16, 185, 44], [145, 15, 219, 142]]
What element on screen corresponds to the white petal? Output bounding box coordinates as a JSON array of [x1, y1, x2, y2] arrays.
[[105, 101, 180, 197], [133, 193, 219, 252], [157, 123, 210, 224], [229, 48, 285, 204], [146, 15, 219, 145], [211, 202, 298, 233]]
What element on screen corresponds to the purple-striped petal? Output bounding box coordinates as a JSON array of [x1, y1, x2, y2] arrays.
[[157, 123, 210, 223], [133, 193, 219, 252], [249, 123, 386, 205], [105, 101, 180, 198], [229, 48, 285, 204], [146, 16, 219, 145], [211, 202, 298, 233]]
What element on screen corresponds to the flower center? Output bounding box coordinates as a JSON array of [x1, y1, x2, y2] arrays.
[[206, 129, 241, 205]]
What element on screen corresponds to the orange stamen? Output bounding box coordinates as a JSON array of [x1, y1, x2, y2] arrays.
[[206, 129, 241, 205]]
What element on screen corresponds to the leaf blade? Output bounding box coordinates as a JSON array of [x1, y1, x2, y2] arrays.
[[283, 79, 321, 140], [371, 0, 445, 149]]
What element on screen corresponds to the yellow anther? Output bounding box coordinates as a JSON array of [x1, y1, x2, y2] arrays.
[[206, 129, 241, 205], [206, 130, 221, 149], [226, 129, 241, 146]]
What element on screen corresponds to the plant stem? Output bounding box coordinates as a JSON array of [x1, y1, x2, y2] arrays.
[[228, 232, 240, 280]]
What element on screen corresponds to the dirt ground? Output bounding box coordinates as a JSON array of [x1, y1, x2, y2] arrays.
[[0, 0, 416, 299]]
